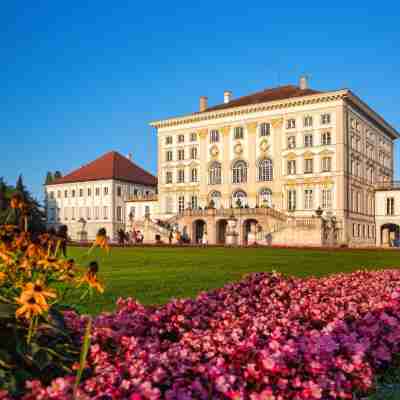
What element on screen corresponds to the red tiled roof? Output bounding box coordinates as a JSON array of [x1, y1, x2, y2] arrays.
[[47, 151, 157, 186], [201, 85, 321, 112]]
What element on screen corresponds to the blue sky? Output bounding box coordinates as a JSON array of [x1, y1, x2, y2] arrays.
[[1, 1, 399, 200]]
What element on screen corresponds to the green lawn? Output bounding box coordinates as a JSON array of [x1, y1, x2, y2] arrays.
[[66, 246, 400, 314]]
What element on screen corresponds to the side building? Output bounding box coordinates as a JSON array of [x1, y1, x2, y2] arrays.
[[150, 77, 399, 246], [45, 151, 157, 241]]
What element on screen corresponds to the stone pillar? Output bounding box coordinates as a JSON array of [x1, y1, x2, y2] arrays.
[[246, 122, 257, 207], [198, 129, 208, 208], [271, 118, 284, 209], [221, 126, 231, 208]]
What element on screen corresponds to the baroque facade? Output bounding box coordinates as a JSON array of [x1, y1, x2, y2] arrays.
[[150, 77, 399, 246]]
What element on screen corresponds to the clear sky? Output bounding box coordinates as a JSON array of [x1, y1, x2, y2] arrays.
[[1, 1, 399, 200]]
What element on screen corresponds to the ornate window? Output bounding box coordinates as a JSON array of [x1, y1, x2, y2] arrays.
[[259, 188, 272, 207], [190, 147, 198, 160], [210, 130, 219, 143], [258, 159, 273, 181], [190, 132, 197, 142], [304, 158, 313, 174], [322, 189, 332, 209], [386, 197, 395, 216], [321, 113, 331, 125], [304, 116, 313, 128], [191, 195, 198, 209], [166, 151, 173, 162], [166, 171, 173, 184], [191, 168, 198, 183], [209, 161, 222, 185], [177, 149, 185, 161], [232, 190, 247, 207], [165, 136, 173, 145], [286, 119, 296, 129], [321, 132, 331, 145], [287, 189, 296, 211], [304, 134, 313, 147], [234, 126, 244, 140], [232, 160, 247, 184], [209, 191, 221, 208], [178, 196, 185, 213], [321, 157, 332, 172], [178, 134, 185, 143], [287, 136, 296, 149], [177, 169, 185, 183], [304, 189, 313, 209], [287, 160, 296, 175], [260, 122, 270, 137]]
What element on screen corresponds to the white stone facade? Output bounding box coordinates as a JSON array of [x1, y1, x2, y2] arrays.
[[151, 85, 399, 246], [46, 180, 156, 241], [375, 185, 400, 246]]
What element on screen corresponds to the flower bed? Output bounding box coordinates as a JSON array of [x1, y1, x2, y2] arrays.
[[11, 270, 400, 399]]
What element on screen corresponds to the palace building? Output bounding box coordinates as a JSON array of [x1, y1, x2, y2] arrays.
[[45, 151, 157, 240], [150, 77, 399, 246], [45, 77, 399, 247]]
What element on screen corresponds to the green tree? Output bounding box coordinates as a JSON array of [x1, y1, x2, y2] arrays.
[[53, 171, 62, 180], [45, 172, 54, 185], [0, 176, 46, 232]]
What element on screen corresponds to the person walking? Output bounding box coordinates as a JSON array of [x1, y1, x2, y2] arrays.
[[201, 230, 208, 248]]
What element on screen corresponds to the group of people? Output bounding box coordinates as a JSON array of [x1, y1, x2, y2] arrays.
[[117, 228, 144, 246]]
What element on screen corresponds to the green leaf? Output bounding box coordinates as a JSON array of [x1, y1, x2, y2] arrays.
[[73, 318, 91, 398]]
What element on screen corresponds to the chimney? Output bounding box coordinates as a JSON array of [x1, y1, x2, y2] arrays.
[[199, 96, 208, 112], [127, 152, 132, 161], [299, 75, 309, 90], [224, 90, 232, 104]]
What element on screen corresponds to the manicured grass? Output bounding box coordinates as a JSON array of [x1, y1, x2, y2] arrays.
[[66, 246, 400, 314]]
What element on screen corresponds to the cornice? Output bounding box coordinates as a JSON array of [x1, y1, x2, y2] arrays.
[[150, 90, 349, 129]]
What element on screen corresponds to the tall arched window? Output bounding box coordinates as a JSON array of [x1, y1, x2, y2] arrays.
[[232, 160, 247, 184], [259, 188, 272, 207], [209, 162, 222, 185], [258, 159, 273, 181]]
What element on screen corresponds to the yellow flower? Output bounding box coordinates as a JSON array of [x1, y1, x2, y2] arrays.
[[26, 243, 45, 258], [93, 228, 109, 253], [21, 280, 57, 307], [37, 256, 61, 271], [0, 249, 14, 266], [15, 293, 48, 319], [77, 262, 104, 294]]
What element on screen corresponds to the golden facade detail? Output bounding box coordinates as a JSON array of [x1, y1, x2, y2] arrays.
[[271, 118, 283, 128]]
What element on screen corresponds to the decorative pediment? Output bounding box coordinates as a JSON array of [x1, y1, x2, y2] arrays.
[[286, 152, 297, 161], [321, 176, 334, 187], [303, 150, 315, 159], [286, 180, 297, 187], [271, 118, 283, 129], [246, 122, 258, 134], [198, 129, 208, 139], [319, 149, 334, 156], [303, 177, 317, 186]]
